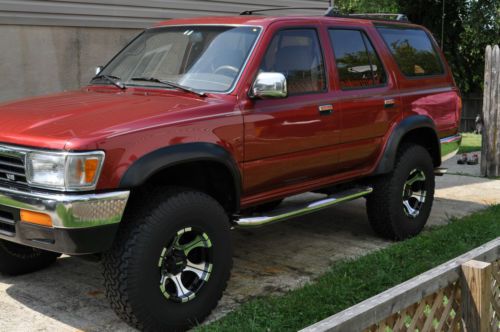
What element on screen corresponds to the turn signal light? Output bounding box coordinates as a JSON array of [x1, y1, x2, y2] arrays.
[[20, 210, 53, 227], [84, 158, 99, 183]]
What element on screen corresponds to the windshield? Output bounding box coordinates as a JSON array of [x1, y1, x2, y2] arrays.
[[96, 25, 261, 93]]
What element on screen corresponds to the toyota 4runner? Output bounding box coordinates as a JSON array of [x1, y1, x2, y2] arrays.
[[0, 9, 461, 331]]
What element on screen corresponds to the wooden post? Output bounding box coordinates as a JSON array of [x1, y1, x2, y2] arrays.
[[481, 45, 500, 177], [461, 260, 492, 332]]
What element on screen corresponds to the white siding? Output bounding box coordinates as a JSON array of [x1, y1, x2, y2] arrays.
[[0, 0, 331, 29]]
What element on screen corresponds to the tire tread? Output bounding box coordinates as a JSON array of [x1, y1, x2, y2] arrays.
[[102, 187, 231, 331]]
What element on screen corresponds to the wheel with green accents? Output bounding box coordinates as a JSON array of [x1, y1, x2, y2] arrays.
[[158, 227, 214, 303], [366, 144, 435, 240], [103, 189, 232, 331]]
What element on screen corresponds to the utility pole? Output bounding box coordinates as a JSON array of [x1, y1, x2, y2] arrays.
[[441, 0, 445, 49], [330, 0, 335, 8]]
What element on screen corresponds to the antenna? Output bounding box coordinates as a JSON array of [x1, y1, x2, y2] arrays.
[[441, 0, 445, 49]]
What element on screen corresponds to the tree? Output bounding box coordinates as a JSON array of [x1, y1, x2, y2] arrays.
[[335, 0, 398, 13], [335, 0, 500, 94], [460, 0, 500, 93], [397, 0, 467, 91]]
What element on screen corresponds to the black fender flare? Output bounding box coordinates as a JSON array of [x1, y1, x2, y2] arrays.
[[119, 142, 242, 208], [373, 115, 441, 175]]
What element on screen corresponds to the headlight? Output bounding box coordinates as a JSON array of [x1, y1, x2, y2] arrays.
[[26, 151, 105, 191]]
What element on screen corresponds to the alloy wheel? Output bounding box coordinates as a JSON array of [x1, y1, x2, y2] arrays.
[[402, 169, 427, 218], [158, 227, 213, 303]]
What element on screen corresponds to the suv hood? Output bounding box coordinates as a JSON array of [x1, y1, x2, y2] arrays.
[[0, 88, 232, 150]]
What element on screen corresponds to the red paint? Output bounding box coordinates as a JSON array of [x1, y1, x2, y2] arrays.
[[0, 15, 460, 208]]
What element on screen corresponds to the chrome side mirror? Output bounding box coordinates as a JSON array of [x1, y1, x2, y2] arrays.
[[251, 72, 287, 99], [95, 66, 104, 75]]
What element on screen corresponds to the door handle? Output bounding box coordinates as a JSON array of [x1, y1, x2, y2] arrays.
[[384, 99, 396, 108], [318, 104, 334, 116]]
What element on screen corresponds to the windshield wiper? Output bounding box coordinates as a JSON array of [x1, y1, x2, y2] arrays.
[[131, 77, 206, 97], [91, 74, 126, 90]]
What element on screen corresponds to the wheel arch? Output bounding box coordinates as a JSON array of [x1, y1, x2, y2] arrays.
[[374, 115, 441, 175], [119, 143, 242, 213]]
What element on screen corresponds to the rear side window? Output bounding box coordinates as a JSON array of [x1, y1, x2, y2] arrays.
[[328, 29, 387, 89], [260, 29, 326, 95], [376, 26, 444, 77]]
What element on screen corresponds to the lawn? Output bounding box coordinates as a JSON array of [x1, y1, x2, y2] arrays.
[[198, 205, 500, 331], [458, 133, 482, 154]]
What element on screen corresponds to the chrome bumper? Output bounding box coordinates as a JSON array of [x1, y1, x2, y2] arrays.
[[440, 134, 462, 162], [0, 186, 130, 229]]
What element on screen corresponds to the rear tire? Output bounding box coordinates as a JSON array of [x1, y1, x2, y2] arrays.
[[366, 144, 435, 240], [0, 240, 60, 275], [103, 188, 232, 332]]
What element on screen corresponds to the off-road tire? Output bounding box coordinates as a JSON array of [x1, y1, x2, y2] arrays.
[[102, 188, 232, 332], [0, 240, 60, 275], [366, 144, 435, 240]]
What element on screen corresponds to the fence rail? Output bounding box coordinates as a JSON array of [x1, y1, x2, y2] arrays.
[[301, 238, 500, 332]]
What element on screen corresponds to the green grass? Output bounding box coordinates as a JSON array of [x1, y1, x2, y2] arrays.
[[458, 133, 482, 154], [199, 205, 500, 331]]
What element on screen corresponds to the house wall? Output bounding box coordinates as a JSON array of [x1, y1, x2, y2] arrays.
[[0, 0, 328, 102]]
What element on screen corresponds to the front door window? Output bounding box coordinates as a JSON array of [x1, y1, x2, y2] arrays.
[[260, 29, 326, 95]]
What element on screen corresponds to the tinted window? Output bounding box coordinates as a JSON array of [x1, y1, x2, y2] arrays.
[[261, 29, 326, 95], [376, 26, 444, 77], [329, 29, 387, 89]]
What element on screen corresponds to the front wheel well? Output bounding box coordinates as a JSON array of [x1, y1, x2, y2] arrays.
[[127, 161, 239, 214]]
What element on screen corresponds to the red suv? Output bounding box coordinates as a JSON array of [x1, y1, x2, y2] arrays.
[[0, 10, 461, 331]]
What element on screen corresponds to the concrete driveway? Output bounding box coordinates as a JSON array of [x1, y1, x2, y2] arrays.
[[0, 158, 499, 331]]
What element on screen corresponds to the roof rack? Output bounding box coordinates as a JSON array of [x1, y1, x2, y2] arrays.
[[240, 6, 410, 23], [348, 13, 409, 22], [324, 7, 409, 22], [239, 7, 327, 16]]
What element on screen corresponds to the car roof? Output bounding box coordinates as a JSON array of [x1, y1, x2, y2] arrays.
[[153, 15, 420, 29]]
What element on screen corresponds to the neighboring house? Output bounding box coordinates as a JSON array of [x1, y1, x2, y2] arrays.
[[0, 0, 327, 102]]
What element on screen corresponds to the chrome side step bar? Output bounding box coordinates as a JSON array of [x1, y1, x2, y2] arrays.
[[434, 167, 448, 176], [235, 186, 373, 227]]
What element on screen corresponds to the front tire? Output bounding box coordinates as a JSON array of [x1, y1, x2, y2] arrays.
[[366, 144, 435, 240], [0, 240, 60, 275], [103, 189, 232, 331]]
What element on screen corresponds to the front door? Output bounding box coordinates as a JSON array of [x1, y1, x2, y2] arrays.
[[241, 27, 341, 197]]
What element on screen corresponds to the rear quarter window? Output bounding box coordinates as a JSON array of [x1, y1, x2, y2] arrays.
[[376, 25, 444, 78]]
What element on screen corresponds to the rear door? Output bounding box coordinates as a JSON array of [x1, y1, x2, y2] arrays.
[[327, 25, 401, 173]]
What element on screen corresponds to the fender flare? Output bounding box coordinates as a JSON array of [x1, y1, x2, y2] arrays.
[[373, 115, 441, 175], [119, 142, 242, 207]]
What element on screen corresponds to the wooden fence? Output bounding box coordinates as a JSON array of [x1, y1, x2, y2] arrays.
[[301, 238, 500, 332], [461, 94, 483, 132], [481, 45, 500, 178]]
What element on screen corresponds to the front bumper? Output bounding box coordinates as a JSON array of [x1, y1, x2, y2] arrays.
[[440, 134, 462, 162], [0, 186, 129, 255]]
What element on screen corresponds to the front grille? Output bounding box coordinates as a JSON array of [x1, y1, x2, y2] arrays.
[[0, 209, 16, 235], [0, 147, 27, 185]]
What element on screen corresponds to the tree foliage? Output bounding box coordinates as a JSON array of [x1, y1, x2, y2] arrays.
[[335, 0, 398, 13], [459, 0, 500, 93], [334, 0, 500, 94]]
